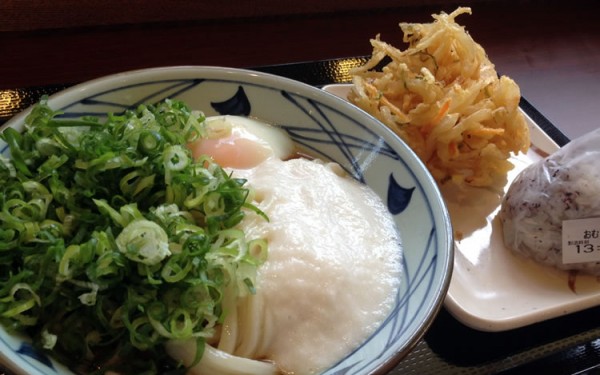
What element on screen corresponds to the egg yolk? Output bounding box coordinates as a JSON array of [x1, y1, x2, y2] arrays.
[[188, 115, 294, 169], [190, 133, 272, 169]]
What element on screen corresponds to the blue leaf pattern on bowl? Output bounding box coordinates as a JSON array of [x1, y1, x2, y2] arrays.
[[211, 85, 251, 116], [16, 343, 55, 371], [388, 173, 415, 215]]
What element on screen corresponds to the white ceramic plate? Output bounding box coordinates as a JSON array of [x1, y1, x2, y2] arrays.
[[323, 83, 600, 332], [0, 67, 453, 374]]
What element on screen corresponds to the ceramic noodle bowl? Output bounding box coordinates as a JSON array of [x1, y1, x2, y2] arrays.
[[0, 66, 453, 375]]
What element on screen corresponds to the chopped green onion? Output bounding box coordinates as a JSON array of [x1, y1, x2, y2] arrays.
[[0, 97, 268, 373], [116, 220, 171, 266]]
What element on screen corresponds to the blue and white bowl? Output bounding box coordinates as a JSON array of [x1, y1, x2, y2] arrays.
[[0, 66, 453, 375]]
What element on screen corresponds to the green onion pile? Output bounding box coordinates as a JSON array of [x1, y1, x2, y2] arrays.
[[0, 98, 267, 374]]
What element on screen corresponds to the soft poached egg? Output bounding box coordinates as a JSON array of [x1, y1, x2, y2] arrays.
[[188, 115, 294, 168]]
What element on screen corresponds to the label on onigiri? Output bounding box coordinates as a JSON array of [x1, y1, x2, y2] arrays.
[[562, 218, 600, 264]]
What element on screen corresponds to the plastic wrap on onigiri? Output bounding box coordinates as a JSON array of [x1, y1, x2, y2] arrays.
[[500, 127, 600, 275]]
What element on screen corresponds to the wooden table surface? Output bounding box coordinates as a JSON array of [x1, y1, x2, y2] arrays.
[[1, 0, 599, 140]]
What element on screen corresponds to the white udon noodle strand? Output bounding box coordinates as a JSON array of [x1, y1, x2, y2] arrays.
[[217, 284, 239, 354], [219, 284, 267, 358], [166, 285, 276, 375], [165, 340, 277, 375], [233, 294, 261, 358]]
